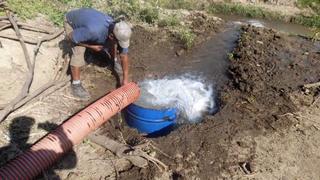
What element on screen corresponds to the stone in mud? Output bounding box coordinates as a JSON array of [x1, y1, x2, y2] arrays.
[[175, 49, 184, 56], [115, 158, 132, 172]]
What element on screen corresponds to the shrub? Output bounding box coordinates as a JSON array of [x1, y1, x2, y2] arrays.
[[139, 7, 159, 24], [177, 27, 195, 49], [158, 15, 180, 27], [155, 0, 201, 10], [297, 0, 320, 13]]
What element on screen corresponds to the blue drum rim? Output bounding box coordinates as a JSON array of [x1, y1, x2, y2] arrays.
[[125, 109, 177, 123]]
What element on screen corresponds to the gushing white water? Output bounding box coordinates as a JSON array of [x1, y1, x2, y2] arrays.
[[135, 76, 216, 123], [247, 20, 265, 28]]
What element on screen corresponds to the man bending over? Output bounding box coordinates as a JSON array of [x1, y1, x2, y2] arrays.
[[64, 8, 132, 99]]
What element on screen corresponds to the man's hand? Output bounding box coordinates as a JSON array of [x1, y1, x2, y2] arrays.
[[122, 78, 129, 85], [119, 54, 129, 86], [90, 45, 103, 52]]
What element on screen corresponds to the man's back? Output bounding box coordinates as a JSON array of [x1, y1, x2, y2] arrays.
[[66, 8, 114, 44]]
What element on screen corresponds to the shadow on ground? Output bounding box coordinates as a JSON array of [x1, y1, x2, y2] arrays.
[[0, 116, 78, 180]]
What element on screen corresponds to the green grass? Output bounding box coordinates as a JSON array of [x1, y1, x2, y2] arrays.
[[6, 0, 93, 26], [177, 27, 196, 49], [207, 3, 283, 20], [154, 0, 201, 10], [207, 3, 320, 28], [298, 0, 320, 13], [102, 0, 141, 18], [293, 15, 320, 28], [7, 0, 64, 26], [227, 52, 234, 60], [139, 7, 159, 24], [158, 15, 180, 27], [101, 1, 160, 24]]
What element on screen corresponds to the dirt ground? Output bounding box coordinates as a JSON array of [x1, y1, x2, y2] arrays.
[[1, 11, 320, 180]]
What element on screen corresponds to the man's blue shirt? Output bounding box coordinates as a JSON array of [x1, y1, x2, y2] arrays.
[[66, 8, 113, 45], [66, 8, 129, 54]]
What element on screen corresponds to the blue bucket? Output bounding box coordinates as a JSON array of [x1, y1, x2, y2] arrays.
[[124, 103, 177, 136]]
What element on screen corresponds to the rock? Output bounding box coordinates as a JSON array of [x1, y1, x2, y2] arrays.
[[175, 153, 183, 159], [236, 141, 248, 148], [149, 151, 157, 157], [239, 161, 253, 174], [154, 171, 173, 180], [126, 156, 148, 168], [67, 172, 79, 179], [115, 158, 132, 172], [44, 41, 59, 48], [176, 49, 185, 56], [256, 40, 264, 45]]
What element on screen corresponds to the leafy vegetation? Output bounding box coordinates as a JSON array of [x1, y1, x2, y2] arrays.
[[7, 0, 63, 25], [139, 7, 159, 24], [207, 2, 320, 28], [154, 0, 201, 10], [297, 0, 320, 13], [158, 15, 180, 27], [177, 27, 196, 49], [207, 3, 283, 20], [227, 53, 234, 60], [311, 28, 320, 41], [6, 0, 93, 26], [293, 15, 320, 28]]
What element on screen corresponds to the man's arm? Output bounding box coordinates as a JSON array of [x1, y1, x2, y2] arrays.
[[78, 43, 103, 52], [120, 53, 129, 85], [67, 28, 103, 52]]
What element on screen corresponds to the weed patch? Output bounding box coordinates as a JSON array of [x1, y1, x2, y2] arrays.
[[158, 15, 180, 27], [139, 7, 159, 24], [207, 3, 320, 28], [6, 0, 93, 26], [298, 0, 320, 13], [207, 3, 282, 20], [156, 0, 200, 10], [293, 15, 320, 28], [177, 27, 195, 49]]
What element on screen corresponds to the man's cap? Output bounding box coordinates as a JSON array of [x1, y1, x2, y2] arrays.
[[113, 21, 132, 49]]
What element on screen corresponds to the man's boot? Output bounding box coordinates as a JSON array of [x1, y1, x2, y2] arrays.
[[71, 83, 91, 99]]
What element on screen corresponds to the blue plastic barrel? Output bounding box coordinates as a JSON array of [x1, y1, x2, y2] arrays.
[[124, 103, 177, 135]]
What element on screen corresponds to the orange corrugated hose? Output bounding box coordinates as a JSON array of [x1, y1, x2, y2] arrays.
[[0, 83, 140, 179]]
